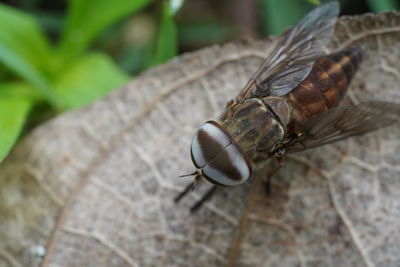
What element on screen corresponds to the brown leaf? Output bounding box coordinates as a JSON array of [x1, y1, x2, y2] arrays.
[[0, 11, 400, 267]]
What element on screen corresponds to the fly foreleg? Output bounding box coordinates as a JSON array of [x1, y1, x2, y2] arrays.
[[264, 149, 285, 195]]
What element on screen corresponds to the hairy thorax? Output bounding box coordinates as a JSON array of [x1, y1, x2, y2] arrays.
[[220, 97, 291, 167]]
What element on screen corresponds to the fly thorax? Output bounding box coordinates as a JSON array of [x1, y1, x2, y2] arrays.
[[262, 97, 292, 127], [221, 98, 285, 162]]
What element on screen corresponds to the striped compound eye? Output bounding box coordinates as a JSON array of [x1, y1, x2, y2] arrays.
[[190, 121, 252, 187]]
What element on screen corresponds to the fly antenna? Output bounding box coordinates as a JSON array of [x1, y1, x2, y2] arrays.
[[179, 171, 197, 177]]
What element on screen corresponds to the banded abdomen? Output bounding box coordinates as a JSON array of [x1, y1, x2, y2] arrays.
[[286, 48, 362, 123]]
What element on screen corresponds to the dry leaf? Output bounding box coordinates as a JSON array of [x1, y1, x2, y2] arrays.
[[0, 11, 399, 267]]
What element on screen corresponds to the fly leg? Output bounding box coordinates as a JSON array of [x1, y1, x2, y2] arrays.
[[264, 156, 284, 195], [263, 131, 302, 195], [174, 182, 195, 203], [263, 147, 286, 195], [174, 174, 201, 203], [175, 175, 217, 212], [190, 186, 217, 212]]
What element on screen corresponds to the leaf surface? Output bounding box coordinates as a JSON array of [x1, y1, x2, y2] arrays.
[[0, 12, 400, 267]]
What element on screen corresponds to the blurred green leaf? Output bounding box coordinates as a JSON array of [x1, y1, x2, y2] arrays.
[[178, 22, 231, 46], [307, 0, 320, 5], [150, 2, 178, 66], [0, 44, 60, 107], [0, 83, 34, 162], [0, 62, 13, 82], [0, 4, 52, 73], [0, 82, 41, 101], [0, 4, 60, 106], [33, 10, 65, 35], [53, 53, 129, 109], [58, 0, 151, 65], [260, 0, 311, 35], [367, 0, 399, 12], [118, 44, 153, 75]]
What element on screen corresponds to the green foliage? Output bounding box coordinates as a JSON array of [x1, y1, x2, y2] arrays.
[[367, 0, 400, 12], [0, 83, 35, 161], [260, 0, 313, 35], [261, 0, 313, 35], [53, 53, 129, 109], [0, 0, 152, 162], [150, 0, 181, 66], [0, 44, 59, 107], [58, 0, 150, 66], [118, 45, 154, 76], [0, 4, 51, 73], [178, 22, 231, 46], [307, 0, 320, 5], [260, 0, 399, 37], [0, 4, 58, 106]]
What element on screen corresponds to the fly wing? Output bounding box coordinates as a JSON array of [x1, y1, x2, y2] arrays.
[[236, 2, 339, 102], [287, 101, 400, 153]]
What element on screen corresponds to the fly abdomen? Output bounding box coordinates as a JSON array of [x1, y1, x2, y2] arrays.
[[287, 47, 362, 122], [319, 48, 362, 100]]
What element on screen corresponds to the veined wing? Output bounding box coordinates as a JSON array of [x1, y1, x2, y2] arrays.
[[236, 2, 339, 102], [287, 101, 400, 153]]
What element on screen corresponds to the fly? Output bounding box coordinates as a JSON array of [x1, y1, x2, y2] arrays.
[[176, 1, 400, 211]]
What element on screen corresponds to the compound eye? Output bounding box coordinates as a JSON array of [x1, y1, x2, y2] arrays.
[[190, 120, 252, 187], [190, 121, 231, 169], [202, 142, 252, 187]]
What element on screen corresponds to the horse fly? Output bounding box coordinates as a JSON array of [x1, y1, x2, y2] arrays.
[[176, 1, 400, 211]]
